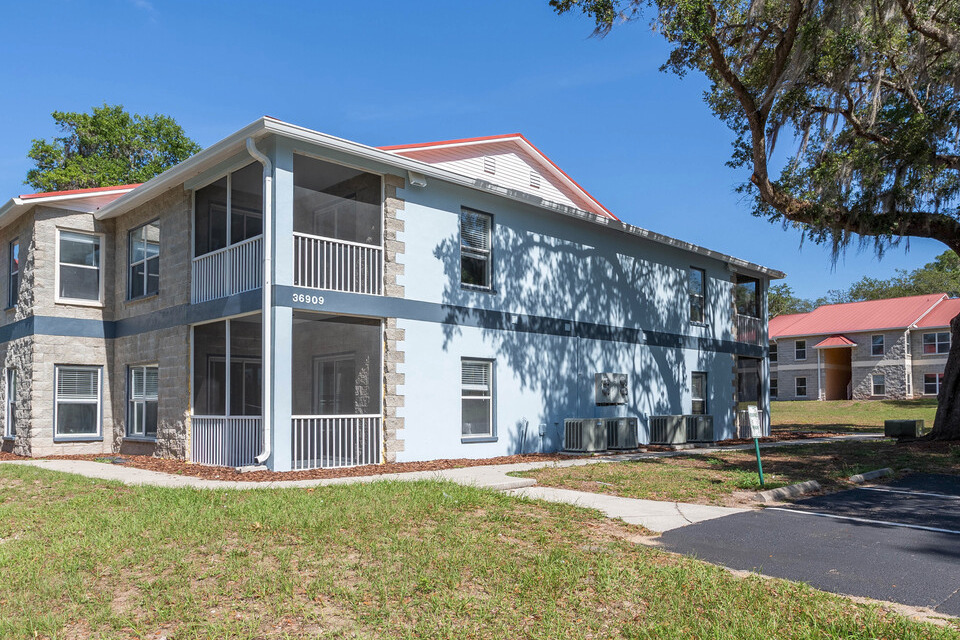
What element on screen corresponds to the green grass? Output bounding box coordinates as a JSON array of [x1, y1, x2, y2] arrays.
[[1, 466, 957, 638], [771, 398, 938, 432], [518, 440, 960, 506]]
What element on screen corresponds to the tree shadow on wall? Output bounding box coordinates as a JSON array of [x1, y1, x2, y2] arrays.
[[433, 215, 728, 453]]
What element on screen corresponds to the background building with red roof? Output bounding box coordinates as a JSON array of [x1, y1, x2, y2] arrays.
[[769, 294, 956, 401]]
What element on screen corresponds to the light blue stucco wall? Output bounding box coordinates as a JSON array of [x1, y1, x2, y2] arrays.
[[391, 177, 760, 462]]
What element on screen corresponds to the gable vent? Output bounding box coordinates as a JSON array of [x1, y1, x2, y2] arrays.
[[483, 156, 496, 175], [529, 171, 541, 189]]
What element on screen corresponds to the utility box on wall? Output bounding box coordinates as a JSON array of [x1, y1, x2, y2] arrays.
[[595, 373, 628, 405]]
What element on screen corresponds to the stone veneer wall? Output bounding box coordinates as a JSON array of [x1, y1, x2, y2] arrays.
[[382, 174, 406, 462], [0, 336, 35, 456]]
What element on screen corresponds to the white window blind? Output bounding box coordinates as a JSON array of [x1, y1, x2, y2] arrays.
[[460, 212, 491, 251], [462, 361, 491, 392], [57, 367, 99, 399]]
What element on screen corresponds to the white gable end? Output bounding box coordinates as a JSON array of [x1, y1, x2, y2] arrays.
[[386, 139, 607, 216]]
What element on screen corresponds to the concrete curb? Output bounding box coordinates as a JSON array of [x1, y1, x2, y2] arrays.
[[754, 480, 821, 503], [848, 468, 893, 484]]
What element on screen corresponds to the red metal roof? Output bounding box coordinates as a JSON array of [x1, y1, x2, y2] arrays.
[[769, 293, 948, 338], [915, 297, 960, 328], [814, 335, 856, 348], [19, 183, 141, 200]]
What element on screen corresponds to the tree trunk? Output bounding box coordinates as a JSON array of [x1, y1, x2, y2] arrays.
[[931, 312, 960, 439]]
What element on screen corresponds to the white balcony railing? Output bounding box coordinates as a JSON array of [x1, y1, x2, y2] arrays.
[[191, 235, 263, 304], [291, 415, 382, 470], [293, 233, 383, 295], [190, 416, 263, 467], [735, 314, 764, 346]]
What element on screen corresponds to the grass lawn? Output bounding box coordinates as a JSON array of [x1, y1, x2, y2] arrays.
[[517, 440, 960, 507], [1, 466, 957, 638], [771, 398, 938, 432]]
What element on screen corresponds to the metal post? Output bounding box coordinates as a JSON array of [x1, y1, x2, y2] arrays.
[[754, 436, 765, 486]]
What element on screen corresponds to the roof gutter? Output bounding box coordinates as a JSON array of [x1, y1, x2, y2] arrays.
[[245, 138, 273, 467]]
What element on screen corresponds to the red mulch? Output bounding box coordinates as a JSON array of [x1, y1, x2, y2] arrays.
[[0, 430, 919, 483]]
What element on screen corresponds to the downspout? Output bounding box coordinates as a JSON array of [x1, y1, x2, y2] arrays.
[[246, 137, 273, 466]]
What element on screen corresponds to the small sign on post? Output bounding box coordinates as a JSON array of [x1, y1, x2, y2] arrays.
[[747, 405, 765, 487]]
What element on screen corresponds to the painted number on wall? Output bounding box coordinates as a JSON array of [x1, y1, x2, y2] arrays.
[[292, 292, 325, 305]]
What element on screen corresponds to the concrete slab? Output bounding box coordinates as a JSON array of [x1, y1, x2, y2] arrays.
[[507, 486, 748, 532]]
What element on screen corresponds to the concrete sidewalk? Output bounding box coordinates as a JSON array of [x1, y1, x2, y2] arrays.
[[1, 434, 879, 532]]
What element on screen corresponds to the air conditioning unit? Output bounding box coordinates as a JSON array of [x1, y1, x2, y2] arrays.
[[595, 373, 628, 405], [606, 417, 638, 450], [563, 418, 607, 452], [684, 415, 715, 442], [649, 415, 687, 445]]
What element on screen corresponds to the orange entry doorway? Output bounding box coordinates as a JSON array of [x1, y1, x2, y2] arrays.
[[822, 347, 852, 400]]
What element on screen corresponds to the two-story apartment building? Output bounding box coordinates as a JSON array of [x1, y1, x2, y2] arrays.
[[0, 117, 782, 471], [770, 294, 960, 401]]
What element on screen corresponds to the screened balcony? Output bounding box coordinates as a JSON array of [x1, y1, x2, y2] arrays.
[[192, 163, 264, 304], [191, 315, 263, 466], [292, 154, 383, 296], [734, 274, 764, 346], [290, 312, 383, 470]]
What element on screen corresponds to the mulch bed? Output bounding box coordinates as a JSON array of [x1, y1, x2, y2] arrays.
[[0, 430, 922, 483]]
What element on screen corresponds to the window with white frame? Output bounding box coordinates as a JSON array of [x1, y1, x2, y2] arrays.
[[769, 342, 777, 362], [871, 335, 884, 356], [691, 372, 707, 415], [923, 332, 950, 354], [8, 238, 18, 308], [129, 222, 160, 299], [924, 373, 944, 395], [770, 378, 778, 398], [795, 377, 807, 397], [460, 209, 493, 290], [461, 359, 493, 438], [906, 373, 912, 396], [128, 365, 158, 438], [4, 368, 15, 438], [55, 365, 101, 437], [688, 267, 705, 323], [872, 374, 886, 396], [795, 340, 806, 361], [57, 230, 102, 303]]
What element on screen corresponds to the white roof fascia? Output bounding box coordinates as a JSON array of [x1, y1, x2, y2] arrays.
[[95, 117, 784, 279]]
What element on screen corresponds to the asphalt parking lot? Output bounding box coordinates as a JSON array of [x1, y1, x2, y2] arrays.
[[658, 474, 960, 616]]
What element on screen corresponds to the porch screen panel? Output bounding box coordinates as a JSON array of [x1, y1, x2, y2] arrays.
[[194, 177, 228, 256], [230, 163, 263, 245], [193, 321, 226, 415], [230, 315, 262, 416], [292, 154, 382, 245], [291, 312, 382, 415]]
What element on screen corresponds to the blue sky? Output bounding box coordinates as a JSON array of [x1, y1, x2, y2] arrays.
[[0, 0, 946, 300]]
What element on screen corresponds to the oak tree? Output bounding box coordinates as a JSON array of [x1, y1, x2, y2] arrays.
[[552, 0, 960, 438]]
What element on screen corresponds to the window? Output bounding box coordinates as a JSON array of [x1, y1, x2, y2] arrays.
[[8, 239, 18, 308], [924, 373, 944, 395], [906, 373, 912, 396], [923, 332, 950, 354], [4, 368, 15, 438], [795, 340, 806, 361], [871, 335, 884, 356], [795, 377, 807, 397], [128, 365, 158, 438], [770, 378, 778, 398], [734, 274, 759, 317], [462, 360, 493, 439], [688, 267, 705, 323], [906, 336, 911, 355], [460, 209, 493, 290], [691, 372, 707, 415], [57, 230, 102, 303], [129, 222, 160, 299], [872, 374, 886, 396], [55, 365, 101, 438], [769, 342, 777, 363]]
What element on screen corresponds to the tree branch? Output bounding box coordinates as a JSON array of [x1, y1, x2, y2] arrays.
[[897, 0, 960, 50]]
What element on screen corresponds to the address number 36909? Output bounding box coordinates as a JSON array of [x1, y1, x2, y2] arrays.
[[292, 292, 325, 305]]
